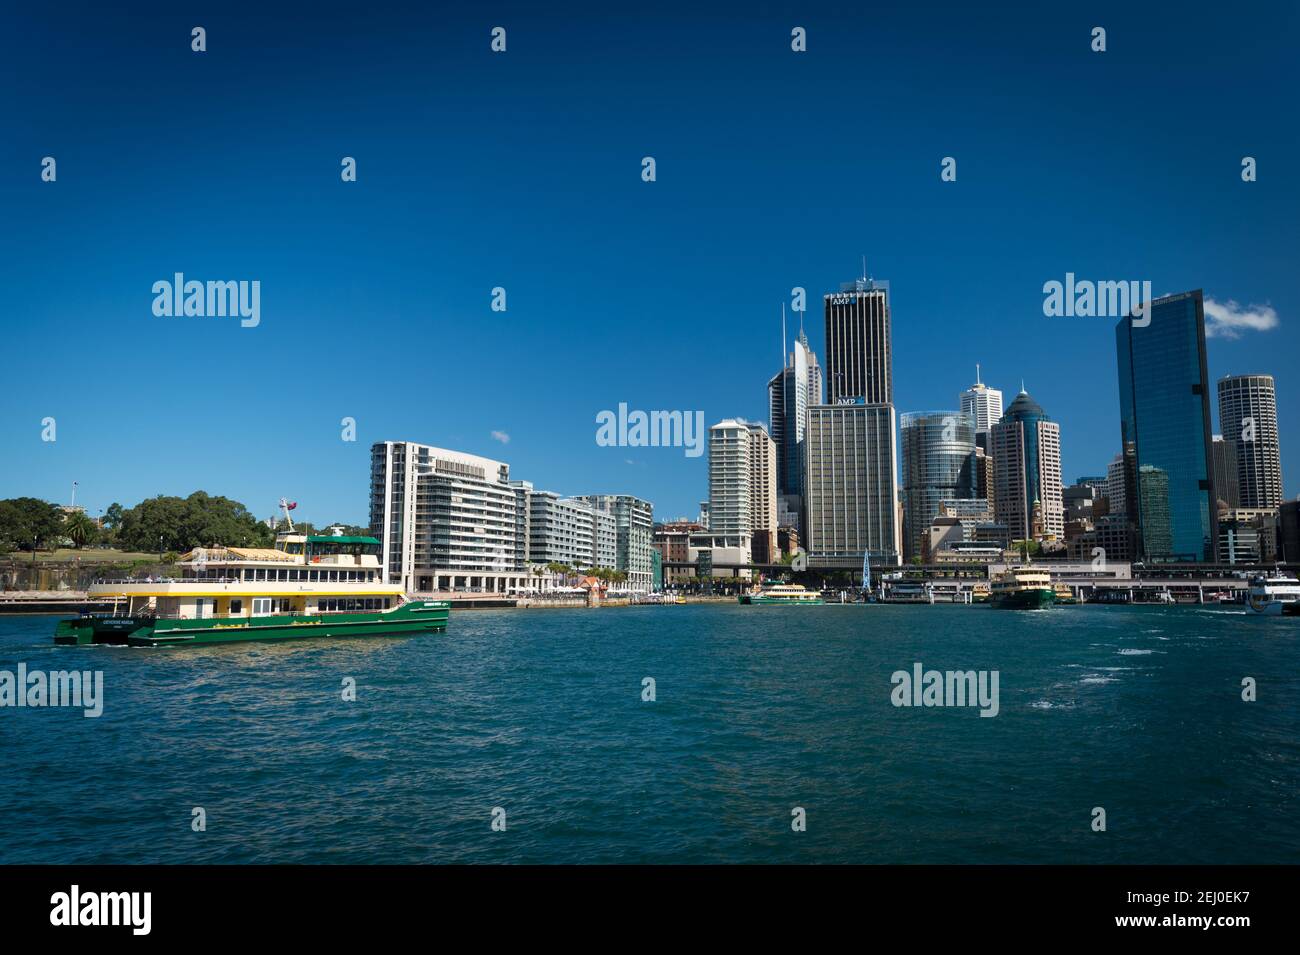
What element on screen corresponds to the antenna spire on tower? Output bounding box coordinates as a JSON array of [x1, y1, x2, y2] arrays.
[[976, 363, 981, 386]]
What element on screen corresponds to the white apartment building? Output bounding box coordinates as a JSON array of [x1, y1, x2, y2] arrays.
[[370, 441, 535, 595], [572, 494, 654, 591]]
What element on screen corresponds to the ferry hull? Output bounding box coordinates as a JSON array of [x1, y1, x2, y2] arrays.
[[54, 601, 450, 647], [739, 594, 825, 605], [990, 588, 1055, 610]]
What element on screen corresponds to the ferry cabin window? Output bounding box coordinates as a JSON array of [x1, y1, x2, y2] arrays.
[[320, 597, 384, 612], [252, 597, 273, 616], [230, 599, 243, 614]]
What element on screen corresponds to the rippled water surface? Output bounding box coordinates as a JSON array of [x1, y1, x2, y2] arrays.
[[2, 604, 1297, 863]]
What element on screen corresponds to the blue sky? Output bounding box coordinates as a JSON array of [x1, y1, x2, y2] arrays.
[[3, 1, 1297, 526]]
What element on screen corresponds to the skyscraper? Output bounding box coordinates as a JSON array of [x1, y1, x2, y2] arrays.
[[824, 275, 891, 404], [804, 403, 901, 566], [809, 268, 900, 567], [767, 322, 823, 528], [708, 419, 751, 536], [989, 390, 1064, 541], [1115, 290, 1216, 562], [959, 366, 1003, 440], [900, 411, 977, 561], [1217, 374, 1283, 508], [1211, 435, 1240, 510], [706, 419, 776, 562]]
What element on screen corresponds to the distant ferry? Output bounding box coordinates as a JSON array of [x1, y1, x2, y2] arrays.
[[1053, 583, 1081, 605], [1246, 571, 1300, 616], [55, 515, 448, 647], [738, 583, 824, 605], [989, 567, 1055, 610]]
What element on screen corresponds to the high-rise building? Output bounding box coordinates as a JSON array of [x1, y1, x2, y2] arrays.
[[900, 411, 977, 561], [706, 419, 775, 564], [804, 403, 901, 566], [1105, 452, 1128, 516], [1115, 290, 1216, 562], [989, 390, 1064, 541], [824, 275, 892, 404], [1211, 436, 1241, 510], [745, 421, 778, 542], [370, 441, 533, 593], [708, 419, 752, 537], [1217, 374, 1283, 508], [808, 269, 901, 567], [959, 366, 1003, 439], [573, 494, 655, 591], [767, 326, 823, 530]]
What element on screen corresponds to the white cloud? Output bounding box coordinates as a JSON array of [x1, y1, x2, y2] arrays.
[[1204, 297, 1279, 339], [490, 430, 510, 444]]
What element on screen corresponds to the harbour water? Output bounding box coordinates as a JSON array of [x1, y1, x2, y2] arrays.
[[1, 604, 1297, 864]]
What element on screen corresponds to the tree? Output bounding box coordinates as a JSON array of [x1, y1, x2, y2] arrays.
[[116, 492, 272, 552], [0, 498, 66, 551], [103, 502, 125, 529], [64, 511, 97, 549]]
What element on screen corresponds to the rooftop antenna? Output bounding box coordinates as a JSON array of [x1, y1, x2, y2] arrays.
[[976, 363, 982, 386], [1020, 379, 1026, 394], [861, 254, 867, 281]]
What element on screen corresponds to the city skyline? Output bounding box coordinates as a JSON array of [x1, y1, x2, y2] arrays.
[[4, 3, 1298, 525]]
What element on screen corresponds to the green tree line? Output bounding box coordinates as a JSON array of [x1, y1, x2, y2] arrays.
[[0, 492, 351, 554]]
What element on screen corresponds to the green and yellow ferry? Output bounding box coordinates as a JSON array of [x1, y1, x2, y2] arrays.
[[738, 583, 824, 605], [54, 528, 448, 647], [989, 566, 1055, 610]]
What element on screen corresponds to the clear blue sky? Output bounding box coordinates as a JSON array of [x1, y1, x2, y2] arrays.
[[3, 1, 1297, 526]]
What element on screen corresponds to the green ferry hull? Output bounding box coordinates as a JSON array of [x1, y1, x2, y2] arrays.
[[990, 588, 1055, 610], [738, 595, 825, 605], [54, 601, 450, 647]]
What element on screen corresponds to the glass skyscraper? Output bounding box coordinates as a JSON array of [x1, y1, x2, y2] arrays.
[[900, 411, 977, 561], [1115, 290, 1216, 562]]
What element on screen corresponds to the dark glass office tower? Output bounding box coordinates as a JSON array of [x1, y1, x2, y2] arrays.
[[824, 276, 891, 404], [1115, 290, 1216, 562]]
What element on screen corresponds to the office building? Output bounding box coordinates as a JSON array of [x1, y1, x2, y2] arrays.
[[804, 403, 901, 566], [1104, 453, 1127, 516], [1115, 290, 1216, 561], [900, 411, 977, 561], [824, 274, 892, 404], [959, 366, 1003, 446], [1211, 436, 1241, 510], [767, 327, 824, 519], [989, 390, 1064, 541], [1218, 374, 1283, 508]]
